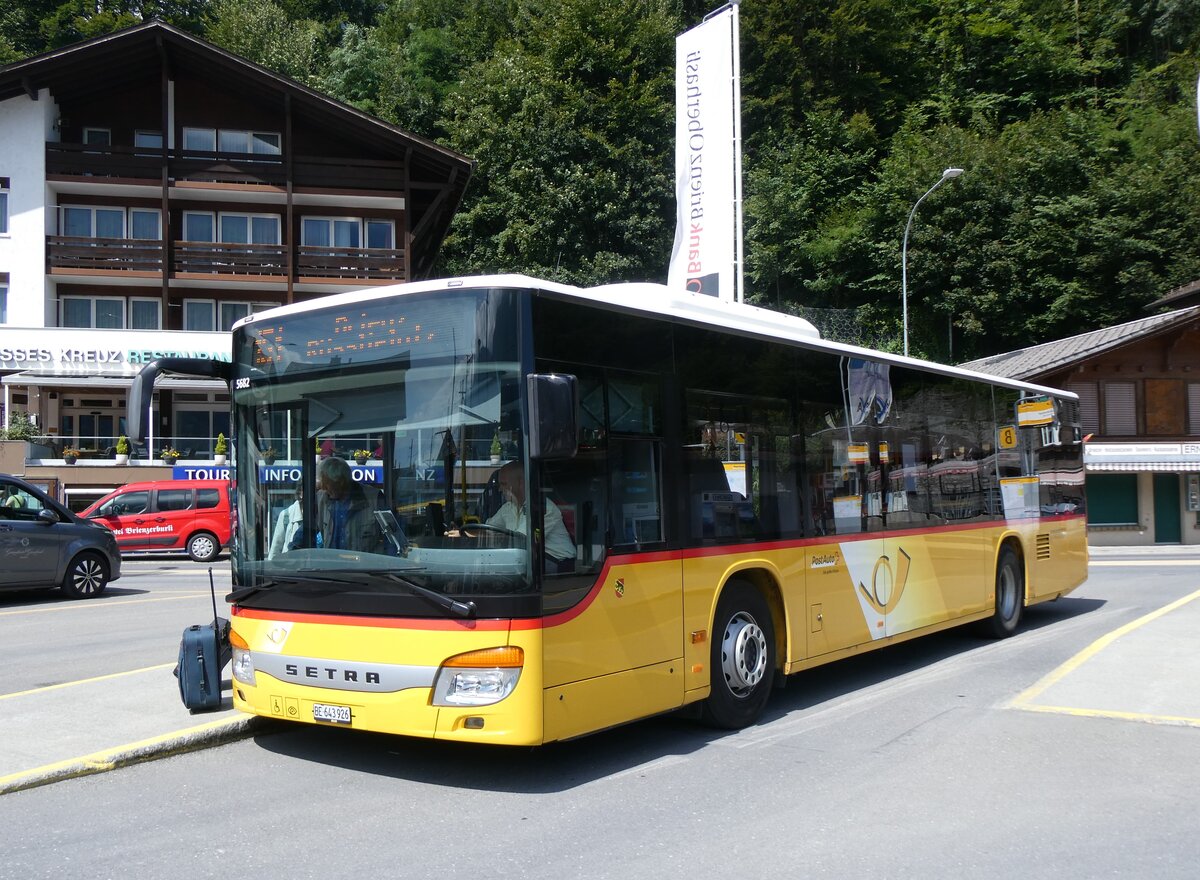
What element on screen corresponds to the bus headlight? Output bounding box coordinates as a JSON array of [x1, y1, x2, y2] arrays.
[[431, 646, 523, 707], [230, 630, 256, 686]]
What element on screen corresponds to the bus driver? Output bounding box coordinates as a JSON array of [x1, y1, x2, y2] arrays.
[[481, 461, 575, 572]]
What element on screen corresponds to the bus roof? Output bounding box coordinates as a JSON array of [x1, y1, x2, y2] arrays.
[[237, 274, 1076, 401]]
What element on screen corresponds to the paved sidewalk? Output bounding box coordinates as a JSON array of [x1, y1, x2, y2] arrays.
[[0, 663, 267, 795]]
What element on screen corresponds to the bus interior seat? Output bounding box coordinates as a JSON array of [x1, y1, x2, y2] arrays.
[[477, 469, 504, 522], [684, 450, 730, 496]]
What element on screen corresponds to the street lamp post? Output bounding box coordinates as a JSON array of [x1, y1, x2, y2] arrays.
[[901, 167, 963, 357]]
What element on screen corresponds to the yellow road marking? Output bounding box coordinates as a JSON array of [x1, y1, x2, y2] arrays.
[[0, 715, 253, 795], [1012, 703, 1200, 728], [0, 592, 213, 617], [1010, 587, 1200, 727], [0, 663, 177, 700]]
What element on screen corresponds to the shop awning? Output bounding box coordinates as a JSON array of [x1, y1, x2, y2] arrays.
[[1084, 442, 1200, 473], [1, 371, 227, 390]]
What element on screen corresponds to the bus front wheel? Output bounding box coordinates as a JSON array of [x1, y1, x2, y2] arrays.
[[702, 581, 775, 729], [981, 545, 1024, 639]]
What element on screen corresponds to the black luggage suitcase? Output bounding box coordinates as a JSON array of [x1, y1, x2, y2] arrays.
[[175, 569, 232, 712]]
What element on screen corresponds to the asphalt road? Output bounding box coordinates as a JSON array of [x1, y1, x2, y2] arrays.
[[0, 559, 232, 695], [1, 559, 1198, 879]]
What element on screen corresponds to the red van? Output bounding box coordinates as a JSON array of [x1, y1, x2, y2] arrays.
[[82, 480, 232, 562]]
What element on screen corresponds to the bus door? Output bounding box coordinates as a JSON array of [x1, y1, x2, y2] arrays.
[[539, 371, 682, 741]]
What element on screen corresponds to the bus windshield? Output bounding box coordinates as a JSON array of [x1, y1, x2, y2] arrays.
[[229, 287, 534, 616]]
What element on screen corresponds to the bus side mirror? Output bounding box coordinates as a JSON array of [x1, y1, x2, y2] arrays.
[[527, 373, 578, 460]]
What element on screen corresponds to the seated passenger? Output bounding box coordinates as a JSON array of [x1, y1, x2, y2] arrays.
[[316, 456, 385, 553]]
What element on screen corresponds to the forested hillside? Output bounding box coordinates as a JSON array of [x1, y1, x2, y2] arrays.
[[4, 0, 1199, 361]]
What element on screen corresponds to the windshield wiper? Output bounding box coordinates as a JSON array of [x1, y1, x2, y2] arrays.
[[375, 571, 476, 619]]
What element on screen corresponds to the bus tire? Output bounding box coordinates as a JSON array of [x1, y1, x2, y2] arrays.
[[60, 552, 109, 600], [981, 545, 1023, 639], [187, 531, 221, 563], [702, 580, 776, 729]]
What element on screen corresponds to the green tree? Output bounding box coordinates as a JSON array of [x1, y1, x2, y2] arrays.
[[206, 0, 326, 84], [438, 0, 678, 284]]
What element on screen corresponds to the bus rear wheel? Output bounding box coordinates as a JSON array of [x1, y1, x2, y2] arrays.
[[702, 581, 775, 729], [981, 545, 1024, 639]]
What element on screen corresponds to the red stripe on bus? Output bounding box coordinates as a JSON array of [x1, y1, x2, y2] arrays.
[[234, 513, 1085, 632]]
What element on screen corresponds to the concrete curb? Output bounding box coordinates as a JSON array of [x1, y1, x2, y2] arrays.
[[0, 714, 274, 796]]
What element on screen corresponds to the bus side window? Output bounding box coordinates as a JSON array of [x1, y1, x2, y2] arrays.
[[609, 438, 663, 548]]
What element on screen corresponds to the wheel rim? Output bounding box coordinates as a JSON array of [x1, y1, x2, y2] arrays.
[[191, 535, 216, 559], [73, 558, 104, 595], [998, 565, 1017, 620], [720, 611, 768, 698]]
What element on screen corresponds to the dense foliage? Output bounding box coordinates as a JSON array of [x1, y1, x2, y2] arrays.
[[5, 0, 1200, 360]]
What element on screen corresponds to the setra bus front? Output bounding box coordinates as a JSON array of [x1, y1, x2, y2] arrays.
[[224, 284, 573, 744]]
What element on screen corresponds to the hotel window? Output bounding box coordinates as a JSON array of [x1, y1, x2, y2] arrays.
[[130, 209, 161, 240], [185, 211, 279, 245], [134, 131, 163, 156], [220, 213, 280, 245], [185, 127, 280, 155], [1189, 384, 1200, 435], [220, 302, 252, 330], [303, 217, 359, 248], [182, 127, 217, 152], [129, 298, 161, 330], [302, 217, 395, 249], [184, 299, 258, 332], [0, 178, 8, 234], [367, 220, 395, 249], [218, 129, 281, 155], [61, 205, 125, 238], [82, 127, 111, 146], [61, 295, 125, 329], [184, 299, 215, 332], [183, 211, 215, 242], [0, 274, 7, 323], [134, 131, 163, 149]]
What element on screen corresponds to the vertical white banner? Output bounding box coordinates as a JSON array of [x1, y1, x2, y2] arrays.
[[667, 5, 740, 302]]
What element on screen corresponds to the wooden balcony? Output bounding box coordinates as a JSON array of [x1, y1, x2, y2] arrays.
[[47, 144, 405, 191], [45, 236, 403, 283], [171, 149, 286, 187], [46, 143, 162, 181], [174, 241, 286, 276], [297, 245, 405, 280], [293, 156, 405, 191], [47, 236, 163, 273]]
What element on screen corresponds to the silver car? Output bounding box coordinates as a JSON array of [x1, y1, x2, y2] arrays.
[[0, 474, 121, 599]]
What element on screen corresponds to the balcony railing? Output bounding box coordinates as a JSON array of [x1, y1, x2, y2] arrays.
[[46, 143, 163, 180], [171, 149, 287, 187], [297, 245, 405, 280], [46, 236, 403, 282], [174, 241, 286, 276], [47, 236, 164, 273], [46, 144, 405, 191]]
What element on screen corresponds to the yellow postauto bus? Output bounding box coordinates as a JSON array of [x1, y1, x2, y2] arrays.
[[130, 274, 1087, 744]]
